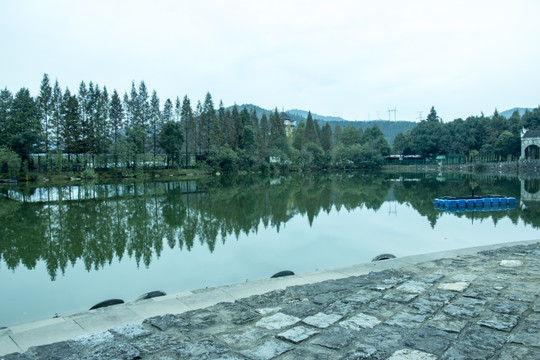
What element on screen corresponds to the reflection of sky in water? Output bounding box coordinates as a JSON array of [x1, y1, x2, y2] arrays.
[[1, 201, 538, 327]]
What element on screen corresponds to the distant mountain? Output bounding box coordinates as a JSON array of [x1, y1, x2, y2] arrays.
[[225, 104, 417, 145], [285, 109, 416, 145], [498, 107, 531, 119], [286, 109, 348, 123], [227, 104, 274, 118], [321, 119, 416, 145]]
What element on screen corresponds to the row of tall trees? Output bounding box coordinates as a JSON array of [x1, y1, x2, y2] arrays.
[[0, 74, 393, 175], [393, 106, 540, 161]]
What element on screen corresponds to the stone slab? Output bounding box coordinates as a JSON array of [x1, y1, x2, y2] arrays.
[[438, 282, 470, 292], [302, 312, 342, 329], [388, 348, 437, 360], [9, 319, 86, 352], [340, 313, 381, 330], [70, 305, 142, 333], [0, 334, 21, 356], [126, 297, 191, 319], [277, 325, 319, 343], [255, 312, 301, 330], [239, 339, 293, 360], [179, 288, 237, 310]]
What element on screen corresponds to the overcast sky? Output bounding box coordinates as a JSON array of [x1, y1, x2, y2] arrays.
[[1, 0, 539, 122]]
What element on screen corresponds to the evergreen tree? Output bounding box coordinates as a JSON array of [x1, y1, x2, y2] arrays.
[[126, 82, 138, 127], [77, 81, 92, 155], [138, 81, 150, 152], [314, 119, 321, 143], [240, 107, 250, 127], [109, 89, 124, 166], [9, 88, 41, 161], [488, 109, 508, 144], [426, 106, 440, 122], [508, 110, 521, 136], [250, 108, 259, 131], [292, 121, 305, 150], [90, 85, 110, 160], [224, 108, 234, 148], [150, 90, 162, 160], [241, 124, 257, 151], [125, 82, 145, 154], [332, 124, 342, 147], [77, 81, 88, 136], [303, 111, 320, 146], [269, 108, 285, 147], [162, 98, 174, 124], [194, 100, 203, 156], [218, 101, 228, 146], [320, 123, 332, 152], [174, 96, 181, 122], [37, 74, 53, 154], [521, 108, 540, 130], [235, 107, 252, 152], [231, 105, 242, 149], [61, 88, 82, 158], [50, 80, 63, 152], [0, 88, 13, 147], [258, 112, 269, 155], [180, 96, 194, 166], [160, 121, 184, 167], [202, 92, 220, 151]]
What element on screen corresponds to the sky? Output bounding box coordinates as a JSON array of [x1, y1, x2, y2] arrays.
[[1, 0, 539, 122]]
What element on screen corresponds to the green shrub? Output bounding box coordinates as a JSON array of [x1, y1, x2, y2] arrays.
[[0, 147, 21, 176]]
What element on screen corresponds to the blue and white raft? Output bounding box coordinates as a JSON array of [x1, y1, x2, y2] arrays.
[[434, 195, 516, 212]]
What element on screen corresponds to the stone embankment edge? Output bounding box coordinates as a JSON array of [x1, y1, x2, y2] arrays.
[[1, 239, 539, 356]]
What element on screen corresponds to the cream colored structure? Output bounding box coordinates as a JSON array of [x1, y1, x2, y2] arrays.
[[521, 129, 540, 160]]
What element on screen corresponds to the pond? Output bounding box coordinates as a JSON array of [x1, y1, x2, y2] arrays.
[[1, 172, 539, 327]]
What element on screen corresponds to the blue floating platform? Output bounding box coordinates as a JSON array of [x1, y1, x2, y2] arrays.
[[434, 195, 516, 212]]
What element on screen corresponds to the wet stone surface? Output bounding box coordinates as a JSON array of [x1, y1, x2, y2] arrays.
[[3, 242, 540, 360]]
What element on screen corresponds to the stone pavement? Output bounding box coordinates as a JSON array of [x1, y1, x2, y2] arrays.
[[2, 240, 540, 359]]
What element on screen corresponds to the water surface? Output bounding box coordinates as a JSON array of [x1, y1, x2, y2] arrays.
[[1, 172, 539, 327]]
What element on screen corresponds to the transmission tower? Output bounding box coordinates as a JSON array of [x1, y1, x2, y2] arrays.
[[388, 107, 397, 121]]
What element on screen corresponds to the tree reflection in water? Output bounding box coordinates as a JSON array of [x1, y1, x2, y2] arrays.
[[0, 173, 538, 280]]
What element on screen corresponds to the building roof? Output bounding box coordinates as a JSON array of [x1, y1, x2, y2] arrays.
[[523, 130, 540, 138], [280, 112, 292, 121]]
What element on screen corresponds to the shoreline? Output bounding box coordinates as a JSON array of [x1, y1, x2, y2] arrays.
[[2, 238, 539, 358]]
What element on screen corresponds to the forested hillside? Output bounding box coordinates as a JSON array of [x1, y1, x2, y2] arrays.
[[498, 108, 530, 119], [235, 106, 416, 145]]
